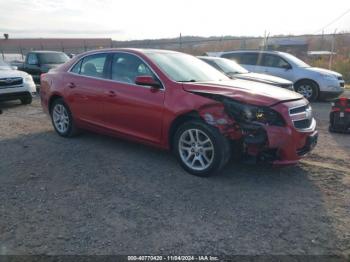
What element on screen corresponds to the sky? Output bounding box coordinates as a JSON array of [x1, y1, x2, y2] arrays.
[[0, 0, 350, 40]]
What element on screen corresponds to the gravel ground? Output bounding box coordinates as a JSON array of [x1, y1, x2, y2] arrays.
[[0, 94, 349, 256]]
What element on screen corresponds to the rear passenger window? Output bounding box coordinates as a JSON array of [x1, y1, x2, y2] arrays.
[[80, 54, 108, 79], [221, 53, 242, 63], [240, 53, 259, 65]]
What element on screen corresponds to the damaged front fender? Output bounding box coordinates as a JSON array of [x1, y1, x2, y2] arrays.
[[197, 103, 242, 140]]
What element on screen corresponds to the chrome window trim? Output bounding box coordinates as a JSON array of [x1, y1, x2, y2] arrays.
[[67, 51, 165, 90]]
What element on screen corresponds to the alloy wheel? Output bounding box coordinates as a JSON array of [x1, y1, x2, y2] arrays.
[[52, 104, 70, 134], [178, 128, 214, 171], [297, 84, 313, 99]]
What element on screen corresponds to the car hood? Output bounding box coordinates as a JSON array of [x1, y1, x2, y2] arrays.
[[182, 79, 303, 107], [306, 67, 342, 77], [0, 69, 29, 78], [234, 72, 292, 85]]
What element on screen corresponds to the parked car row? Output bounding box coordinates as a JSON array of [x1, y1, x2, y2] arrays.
[[40, 48, 318, 176], [3, 48, 345, 176], [213, 50, 345, 101], [198, 56, 295, 91]]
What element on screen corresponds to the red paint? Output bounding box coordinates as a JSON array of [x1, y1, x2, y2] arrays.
[[41, 49, 317, 165]]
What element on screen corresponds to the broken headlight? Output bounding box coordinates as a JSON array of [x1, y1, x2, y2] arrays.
[[223, 99, 285, 127]]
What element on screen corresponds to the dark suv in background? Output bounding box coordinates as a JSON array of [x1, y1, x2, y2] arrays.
[[17, 51, 70, 84]]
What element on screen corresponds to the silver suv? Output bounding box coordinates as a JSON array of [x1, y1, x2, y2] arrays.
[[217, 50, 345, 101]]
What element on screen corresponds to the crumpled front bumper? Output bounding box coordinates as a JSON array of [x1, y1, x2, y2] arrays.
[[242, 100, 318, 165]]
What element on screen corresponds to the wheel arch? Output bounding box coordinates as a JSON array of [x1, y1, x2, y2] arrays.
[[48, 94, 64, 114], [294, 78, 320, 99], [168, 111, 202, 150], [294, 78, 320, 90]]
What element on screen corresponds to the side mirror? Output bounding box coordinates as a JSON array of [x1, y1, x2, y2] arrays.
[[135, 75, 161, 88], [282, 64, 292, 70]]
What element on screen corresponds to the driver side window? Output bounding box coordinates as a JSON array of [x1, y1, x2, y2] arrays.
[[27, 54, 38, 65], [111, 53, 155, 84], [262, 54, 290, 68]]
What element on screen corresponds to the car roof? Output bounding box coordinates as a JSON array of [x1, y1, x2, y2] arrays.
[[221, 50, 287, 55], [78, 48, 182, 57], [28, 50, 66, 54], [197, 56, 220, 60]]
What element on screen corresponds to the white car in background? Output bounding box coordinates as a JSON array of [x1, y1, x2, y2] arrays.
[[198, 56, 294, 91], [217, 50, 345, 101], [0, 60, 36, 105]]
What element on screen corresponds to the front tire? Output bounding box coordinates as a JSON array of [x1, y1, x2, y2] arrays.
[[51, 98, 79, 137], [173, 120, 231, 177], [20, 96, 32, 105], [295, 80, 319, 102]]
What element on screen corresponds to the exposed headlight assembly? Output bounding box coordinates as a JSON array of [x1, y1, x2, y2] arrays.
[[223, 99, 285, 127]]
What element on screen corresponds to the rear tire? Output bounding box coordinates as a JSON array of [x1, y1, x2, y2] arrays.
[[50, 98, 79, 137], [20, 96, 32, 105], [295, 80, 319, 102], [173, 120, 231, 177]]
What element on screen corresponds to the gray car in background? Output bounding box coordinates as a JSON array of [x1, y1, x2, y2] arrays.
[[216, 50, 345, 101], [198, 56, 294, 91]]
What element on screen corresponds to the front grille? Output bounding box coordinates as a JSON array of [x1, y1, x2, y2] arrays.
[[289, 104, 313, 130], [0, 77, 23, 88], [289, 105, 307, 114], [294, 119, 312, 129], [340, 82, 345, 87]]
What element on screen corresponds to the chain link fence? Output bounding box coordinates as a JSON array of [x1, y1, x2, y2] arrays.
[[1, 34, 349, 82]]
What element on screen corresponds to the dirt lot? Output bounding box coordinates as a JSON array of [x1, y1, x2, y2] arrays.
[[0, 94, 349, 256]]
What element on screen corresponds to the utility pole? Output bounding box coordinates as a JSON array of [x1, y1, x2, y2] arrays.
[[329, 29, 337, 69], [179, 33, 182, 50]]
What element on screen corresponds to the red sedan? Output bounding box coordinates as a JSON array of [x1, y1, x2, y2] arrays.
[[40, 49, 318, 176]]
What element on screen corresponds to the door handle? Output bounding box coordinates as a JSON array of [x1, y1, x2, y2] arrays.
[[106, 90, 117, 97], [67, 82, 76, 88]]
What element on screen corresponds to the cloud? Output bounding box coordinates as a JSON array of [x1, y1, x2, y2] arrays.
[[0, 0, 349, 40]]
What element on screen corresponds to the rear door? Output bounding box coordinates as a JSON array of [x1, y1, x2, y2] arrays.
[[65, 53, 111, 126], [222, 52, 261, 73]]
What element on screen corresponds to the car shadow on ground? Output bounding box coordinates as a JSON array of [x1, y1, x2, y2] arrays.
[[0, 100, 25, 111], [0, 130, 345, 255]]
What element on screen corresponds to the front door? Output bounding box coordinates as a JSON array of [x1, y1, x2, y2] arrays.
[[259, 54, 294, 81], [101, 52, 165, 143]]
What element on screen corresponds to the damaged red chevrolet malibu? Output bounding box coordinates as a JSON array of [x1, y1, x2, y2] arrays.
[[40, 49, 318, 176]]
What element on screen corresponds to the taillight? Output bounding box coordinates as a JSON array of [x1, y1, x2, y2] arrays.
[[339, 97, 348, 107], [40, 73, 46, 83]]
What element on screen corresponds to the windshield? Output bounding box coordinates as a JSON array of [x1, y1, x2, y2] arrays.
[[210, 58, 248, 74], [281, 53, 310, 67], [146, 52, 229, 82], [38, 53, 69, 64], [0, 60, 11, 70]]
